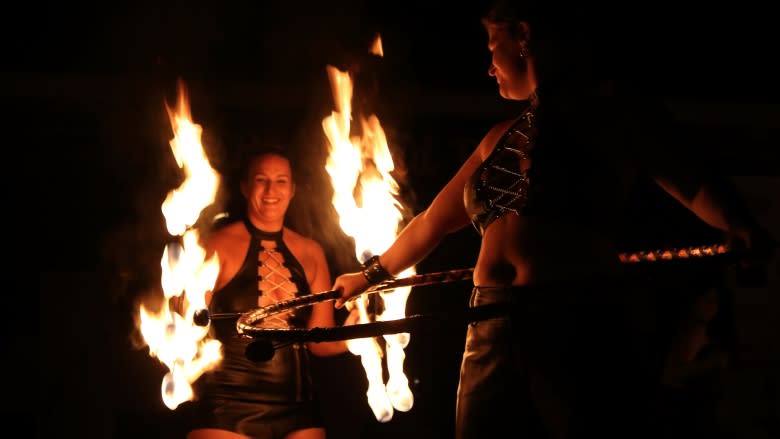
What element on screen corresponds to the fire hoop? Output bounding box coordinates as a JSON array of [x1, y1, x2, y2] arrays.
[[190, 242, 768, 341], [241, 303, 508, 343], [235, 268, 475, 336], [191, 268, 475, 328]]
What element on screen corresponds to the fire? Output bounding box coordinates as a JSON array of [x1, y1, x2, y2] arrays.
[[617, 244, 728, 263], [322, 35, 414, 423], [369, 33, 383, 57], [138, 81, 223, 410]]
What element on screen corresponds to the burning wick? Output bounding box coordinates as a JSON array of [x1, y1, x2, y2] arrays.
[[193, 309, 211, 327], [190, 309, 278, 362]]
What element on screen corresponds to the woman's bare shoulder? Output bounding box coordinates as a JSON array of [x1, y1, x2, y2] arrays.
[[283, 227, 325, 257], [205, 220, 247, 250], [478, 118, 518, 156]]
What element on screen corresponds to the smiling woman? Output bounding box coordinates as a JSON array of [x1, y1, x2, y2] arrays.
[[179, 144, 357, 439], [28, 0, 780, 437]]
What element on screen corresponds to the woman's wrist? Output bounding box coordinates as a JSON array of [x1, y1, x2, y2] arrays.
[[361, 255, 393, 285]]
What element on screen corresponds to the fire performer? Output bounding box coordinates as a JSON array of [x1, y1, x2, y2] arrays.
[[186, 144, 355, 439], [332, 1, 776, 438]]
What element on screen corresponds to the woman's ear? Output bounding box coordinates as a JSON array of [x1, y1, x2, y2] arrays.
[[516, 20, 531, 43], [515, 21, 531, 57]]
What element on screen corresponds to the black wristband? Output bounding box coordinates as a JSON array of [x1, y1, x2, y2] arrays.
[[362, 255, 393, 285]]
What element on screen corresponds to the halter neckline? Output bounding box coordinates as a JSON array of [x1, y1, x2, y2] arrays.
[[243, 217, 283, 240]]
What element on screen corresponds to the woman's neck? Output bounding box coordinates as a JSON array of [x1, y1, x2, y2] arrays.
[[245, 214, 283, 233]]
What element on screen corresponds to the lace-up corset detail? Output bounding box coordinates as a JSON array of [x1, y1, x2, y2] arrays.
[[208, 218, 312, 331], [464, 105, 537, 235], [256, 233, 302, 329]]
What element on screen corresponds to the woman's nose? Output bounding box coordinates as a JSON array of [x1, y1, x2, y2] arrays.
[[487, 64, 496, 77]]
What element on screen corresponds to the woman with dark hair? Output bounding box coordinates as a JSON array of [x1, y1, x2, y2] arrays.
[[188, 146, 353, 439], [331, 1, 770, 437]]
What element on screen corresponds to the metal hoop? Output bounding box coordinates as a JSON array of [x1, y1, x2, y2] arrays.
[[236, 268, 475, 336], [240, 303, 508, 342], [232, 242, 762, 339]]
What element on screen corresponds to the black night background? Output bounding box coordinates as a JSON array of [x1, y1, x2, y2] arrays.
[[12, 1, 780, 437]]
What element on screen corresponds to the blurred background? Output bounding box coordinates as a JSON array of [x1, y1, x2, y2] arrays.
[[12, 0, 779, 437]]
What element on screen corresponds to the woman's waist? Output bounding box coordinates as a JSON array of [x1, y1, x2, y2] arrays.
[[474, 247, 623, 286], [201, 341, 314, 400], [474, 217, 623, 286], [467, 273, 634, 319]]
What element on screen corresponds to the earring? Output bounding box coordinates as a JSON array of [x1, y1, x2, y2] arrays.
[[519, 43, 529, 59]]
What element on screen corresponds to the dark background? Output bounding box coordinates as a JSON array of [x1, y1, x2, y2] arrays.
[[12, 0, 779, 437]]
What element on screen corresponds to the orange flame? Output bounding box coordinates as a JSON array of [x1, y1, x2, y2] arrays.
[[322, 37, 414, 422], [138, 81, 223, 410], [369, 34, 383, 57], [617, 244, 728, 263]]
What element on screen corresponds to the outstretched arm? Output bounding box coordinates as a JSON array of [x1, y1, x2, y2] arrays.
[[654, 174, 775, 256], [331, 176, 474, 308], [332, 122, 511, 308], [623, 89, 775, 256]]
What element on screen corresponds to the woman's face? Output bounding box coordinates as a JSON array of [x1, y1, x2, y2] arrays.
[[241, 153, 295, 228], [486, 23, 533, 100]]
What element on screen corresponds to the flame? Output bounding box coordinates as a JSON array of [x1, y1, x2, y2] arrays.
[[138, 81, 223, 410], [322, 50, 414, 421], [617, 244, 728, 263], [369, 34, 383, 57]]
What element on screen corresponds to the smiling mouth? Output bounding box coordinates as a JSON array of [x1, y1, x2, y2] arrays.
[[262, 198, 280, 204]]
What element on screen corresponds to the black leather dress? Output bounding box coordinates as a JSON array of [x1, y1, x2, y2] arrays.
[[189, 218, 322, 439]]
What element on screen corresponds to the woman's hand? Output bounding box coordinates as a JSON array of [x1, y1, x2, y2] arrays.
[[726, 220, 777, 257], [332, 272, 370, 309], [726, 221, 778, 287]]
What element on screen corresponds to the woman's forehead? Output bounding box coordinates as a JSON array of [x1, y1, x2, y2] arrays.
[[486, 24, 514, 45], [249, 154, 291, 175]]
